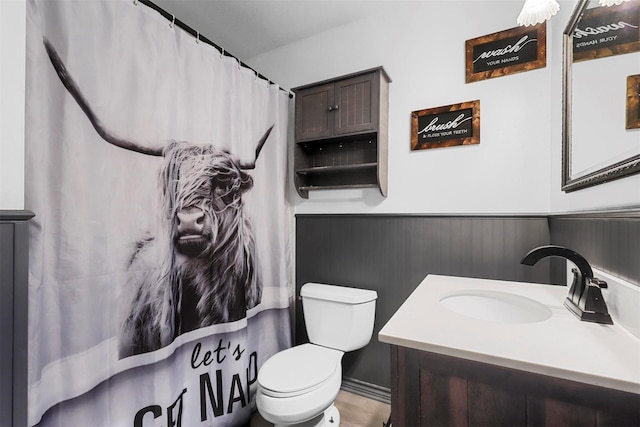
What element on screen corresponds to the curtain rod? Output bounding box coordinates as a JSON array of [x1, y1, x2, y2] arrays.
[[136, 0, 294, 99]]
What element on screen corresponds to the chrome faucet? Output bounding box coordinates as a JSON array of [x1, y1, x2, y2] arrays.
[[521, 245, 613, 325]]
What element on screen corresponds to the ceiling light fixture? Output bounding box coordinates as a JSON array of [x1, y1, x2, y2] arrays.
[[517, 0, 560, 26], [598, 0, 630, 6]]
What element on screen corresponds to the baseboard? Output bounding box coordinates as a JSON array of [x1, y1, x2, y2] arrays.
[[341, 377, 391, 405]]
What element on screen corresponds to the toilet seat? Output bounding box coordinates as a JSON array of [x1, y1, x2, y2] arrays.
[[256, 344, 343, 425], [258, 344, 343, 398]]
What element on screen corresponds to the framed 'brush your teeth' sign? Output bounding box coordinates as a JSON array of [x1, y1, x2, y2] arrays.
[[411, 100, 480, 151]]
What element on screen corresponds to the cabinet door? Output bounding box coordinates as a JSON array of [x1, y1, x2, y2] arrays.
[[393, 347, 640, 427], [295, 82, 335, 141], [333, 72, 379, 136]]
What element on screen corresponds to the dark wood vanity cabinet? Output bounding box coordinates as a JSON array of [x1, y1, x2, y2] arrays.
[[391, 346, 640, 427], [293, 67, 390, 198]]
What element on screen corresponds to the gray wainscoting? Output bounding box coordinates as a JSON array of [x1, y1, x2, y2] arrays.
[[295, 214, 555, 397], [295, 211, 640, 400], [0, 210, 34, 427], [549, 211, 640, 286]]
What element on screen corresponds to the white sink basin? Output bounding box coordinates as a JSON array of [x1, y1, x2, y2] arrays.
[[440, 289, 553, 324]]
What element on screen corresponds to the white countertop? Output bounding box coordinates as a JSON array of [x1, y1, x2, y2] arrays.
[[378, 274, 640, 394]]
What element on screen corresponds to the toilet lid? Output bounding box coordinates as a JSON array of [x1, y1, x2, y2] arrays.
[[258, 344, 342, 395]]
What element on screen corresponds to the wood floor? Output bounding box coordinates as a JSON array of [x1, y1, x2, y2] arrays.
[[250, 390, 391, 427]]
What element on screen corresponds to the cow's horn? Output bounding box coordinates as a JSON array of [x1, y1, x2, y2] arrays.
[[43, 38, 164, 157], [240, 124, 274, 170]]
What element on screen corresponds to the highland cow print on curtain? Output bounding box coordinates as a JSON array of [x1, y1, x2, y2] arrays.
[[25, 0, 292, 425]]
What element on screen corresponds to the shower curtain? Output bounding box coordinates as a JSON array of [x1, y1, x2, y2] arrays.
[[25, 1, 292, 425]]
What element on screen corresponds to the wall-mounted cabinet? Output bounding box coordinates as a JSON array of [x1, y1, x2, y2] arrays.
[[293, 67, 390, 198]]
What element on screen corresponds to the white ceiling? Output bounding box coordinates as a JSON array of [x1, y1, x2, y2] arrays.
[[152, 0, 399, 61]]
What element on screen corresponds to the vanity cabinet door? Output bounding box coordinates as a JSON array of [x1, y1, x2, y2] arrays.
[[391, 346, 640, 427]]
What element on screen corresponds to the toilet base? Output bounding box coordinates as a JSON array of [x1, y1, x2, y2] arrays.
[[323, 404, 340, 426], [273, 404, 340, 427]]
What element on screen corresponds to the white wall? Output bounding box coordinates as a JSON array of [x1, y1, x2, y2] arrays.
[[0, 0, 26, 210], [249, 1, 552, 214], [249, 0, 640, 214], [2, 0, 638, 213]]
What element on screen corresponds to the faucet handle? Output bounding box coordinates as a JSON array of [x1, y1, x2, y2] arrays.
[[575, 278, 613, 325], [588, 277, 608, 289]]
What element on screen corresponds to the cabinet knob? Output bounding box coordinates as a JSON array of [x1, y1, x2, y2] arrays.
[[328, 105, 339, 112]]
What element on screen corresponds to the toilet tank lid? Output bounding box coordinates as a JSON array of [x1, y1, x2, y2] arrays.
[[301, 283, 377, 304]]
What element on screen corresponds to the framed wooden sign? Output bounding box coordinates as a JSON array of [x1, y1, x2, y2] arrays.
[[411, 100, 480, 151], [627, 74, 640, 130], [466, 23, 546, 83], [573, 0, 639, 62]]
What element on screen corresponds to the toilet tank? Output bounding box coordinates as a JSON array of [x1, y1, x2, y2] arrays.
[[300, 283, 377, 352]]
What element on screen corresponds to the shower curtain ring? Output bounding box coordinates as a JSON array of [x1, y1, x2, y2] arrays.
[[133, 0, 138, 5], [196, 31, 200, 44], [219, 48, 224, 59], [170, 15, 175, 29]]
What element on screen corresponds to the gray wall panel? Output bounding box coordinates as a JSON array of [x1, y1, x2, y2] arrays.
[[0, 223, 15, 425], [549, 213, 640, 286], [0, 211, 33, 427], [295, 215, 553, 391], [295, 212, 640, 393]]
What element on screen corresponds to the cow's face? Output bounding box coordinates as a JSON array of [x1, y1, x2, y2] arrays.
[[161, 142, 253, 259]]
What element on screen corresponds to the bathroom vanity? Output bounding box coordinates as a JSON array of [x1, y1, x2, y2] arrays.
[[379, 275, 640, 426]]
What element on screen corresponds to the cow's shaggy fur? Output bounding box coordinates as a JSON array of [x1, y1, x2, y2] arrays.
[[118, 142, 261, 358]]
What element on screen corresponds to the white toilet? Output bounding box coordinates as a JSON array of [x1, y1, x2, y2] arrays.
[[256, 282, 378, 427]]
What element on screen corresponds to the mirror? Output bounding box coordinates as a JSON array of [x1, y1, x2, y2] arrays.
[[562, 0, 640, 192]]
